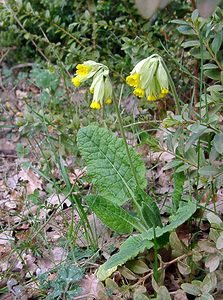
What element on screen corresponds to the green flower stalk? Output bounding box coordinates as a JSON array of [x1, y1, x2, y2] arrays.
[[72, 61, 112, 109]]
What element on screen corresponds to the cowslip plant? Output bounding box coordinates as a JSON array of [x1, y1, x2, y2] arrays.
[[72, 61, 112, 109], [74, 56, 197, 281]]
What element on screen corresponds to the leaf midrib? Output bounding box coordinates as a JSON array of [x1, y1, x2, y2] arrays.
[[83, 128, 136, 200]]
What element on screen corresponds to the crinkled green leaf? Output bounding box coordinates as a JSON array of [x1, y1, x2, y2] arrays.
[[77, 125, 146, 205], [85, 195, 138, 233]]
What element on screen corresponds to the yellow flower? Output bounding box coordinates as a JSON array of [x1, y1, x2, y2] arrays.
[[72, 77, 81, 87], [161, 88, 169, 95], [76, 64, 91, 76], [105, 97, 112, 105], [147, 95, 157, 101], [126, 73, 140, 87], [158, 88, 169, 99], [90, 101, 101, 109], [127, 55, 169, 102], [71, 60, 113, 110], [133, 88, 144, 98]]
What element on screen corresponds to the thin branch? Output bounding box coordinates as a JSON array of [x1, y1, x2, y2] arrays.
[[131, 252, 193, 288]]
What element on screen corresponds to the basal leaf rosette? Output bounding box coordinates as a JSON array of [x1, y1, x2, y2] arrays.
[[72, 61, 113, 110], [126, 54, 169, 101]]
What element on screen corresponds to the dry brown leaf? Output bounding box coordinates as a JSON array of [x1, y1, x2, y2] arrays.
[[36, 247, 68, 274], [69, 167, 86, 183], [24, 254, 37, 275], [78, 274, 108, 300], [15, 90, 28, 99], [18, 168, 42, 195], [47, 193, 71, 207]]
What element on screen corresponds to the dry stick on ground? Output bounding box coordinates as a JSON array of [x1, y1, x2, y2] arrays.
[[73, 293, 97, 300], [131, 252, 193, 289]]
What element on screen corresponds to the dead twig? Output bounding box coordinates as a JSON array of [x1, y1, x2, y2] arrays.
[[131, 252, 193, 288], [11, 63, 36, 70]]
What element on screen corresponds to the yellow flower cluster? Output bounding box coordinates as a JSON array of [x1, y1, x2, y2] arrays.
[[126, 55, 169, 101], [72, 61, 113, 110]]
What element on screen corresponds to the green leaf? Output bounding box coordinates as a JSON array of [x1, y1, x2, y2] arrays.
[[181, 283, 200, 296], [213, 133, 223, 154], [199, 165, 219, 176], [135, 188, 162, 228], [169, 232, 186, 257], [185, 147, 198, 166], [162, 160, 183, 171], [170, 20, 188, 25], [181, 40, 200, 48], [97, 235, 154, 281], [185, 128, 211, 152], [172, 172, 185, 212], [157, 286, 171, 300], [16, 143, 29, 158], [97, 201, 197, 281], [164, 201, 197, 233], [177, 25, 195, 35], [206, 212, 222, 225], [207, 84, 223, 92], [190, 48, 212, 59], [175, 164, 190, 173], [204, 69, 221, 80], [77, 125, 146, 205], [126, 259, 149, 274], [203, 63, 218, 70], [202, 273, 217, 294], [141, 202, 162, 229], [85, 195, 138, 233], [191, 9, 199, 22], [211, 31, 223, 54]]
